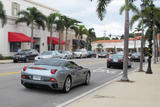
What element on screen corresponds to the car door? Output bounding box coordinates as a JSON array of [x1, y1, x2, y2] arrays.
[[65, 62, 80, 85], [70, 61, 86, 84]]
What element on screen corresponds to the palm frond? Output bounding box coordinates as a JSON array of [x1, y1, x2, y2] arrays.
[[119, 5, 125, 15], [96, 0, 111, 21]]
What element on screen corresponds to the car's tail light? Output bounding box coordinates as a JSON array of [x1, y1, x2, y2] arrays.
[[23, 67, 27, 71], [22, 75, 26, 79], [51, 69, 57, 74], [107, 58, 112, 62], [120, 59, 123, 62], [50, 78, 56, 82]]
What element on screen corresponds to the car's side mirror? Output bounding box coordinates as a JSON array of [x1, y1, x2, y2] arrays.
[[77, 66, 83, 70]]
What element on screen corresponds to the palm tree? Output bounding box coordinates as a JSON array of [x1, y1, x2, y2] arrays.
[[55, 14, 65, 50], [71, 25, 87, 49], [90, 0, 137, 81], [16, 7, 46, 49], [0, 1, 7, 27], [63, 16, 80, 50], [46, 13, 59, 51], [130, 5, 160, 64], [86, 28, 96, 50]]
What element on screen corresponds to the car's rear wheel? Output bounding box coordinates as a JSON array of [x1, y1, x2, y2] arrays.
[[85, 72, 90, 85], [23, 84, 33, 89], [13, 60, 17, 63], [107, 65, 110, 68], [63, 76, 71, 93]]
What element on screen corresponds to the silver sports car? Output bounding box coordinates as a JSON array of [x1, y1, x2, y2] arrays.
[[21, 58, 91, 93]]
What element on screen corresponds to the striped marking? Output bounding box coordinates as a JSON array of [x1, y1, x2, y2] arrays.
[[0, 71, 21, 76]]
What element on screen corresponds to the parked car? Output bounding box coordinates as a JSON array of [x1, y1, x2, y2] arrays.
[[87, 51, 96, 58], [61, 51, 73, 59], [130, 52, 145, 62], [35, 51, 60, 61], [97, 51, 109, 58], [21, 58, 91, 93], [13, 49, 39, 63], [107, 54, 132, 68], [73, 49, 88, 58]]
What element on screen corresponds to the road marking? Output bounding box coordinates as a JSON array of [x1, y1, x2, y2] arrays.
[[0, 60, 106, 76], [0, 71, 21, 76]]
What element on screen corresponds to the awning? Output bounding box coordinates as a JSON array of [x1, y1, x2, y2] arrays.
[[47, 36, 66, 45], [8, 32, 36, 42]]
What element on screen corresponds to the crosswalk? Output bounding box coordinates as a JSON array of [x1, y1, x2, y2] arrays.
[[92, 67, 122, 74]]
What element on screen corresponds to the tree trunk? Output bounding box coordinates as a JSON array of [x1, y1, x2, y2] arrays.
[[153, 27, 156, 64], [65, 28, 68, 51], [121, 0, 129, 81], [139, 18, 144, 71], [30, 23, 34, 49], [156, 36, 159, 62], [58, 31, 61, 51], [49, 27, 53, 51]]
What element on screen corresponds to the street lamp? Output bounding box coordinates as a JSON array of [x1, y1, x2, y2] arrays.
[[146, 0, 154, 74]]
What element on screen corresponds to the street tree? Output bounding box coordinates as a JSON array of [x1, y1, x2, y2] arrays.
[[46, 13, 59, 51], [90, 0, 137, 81], [63, 16, 80, 50], [0, 1, 7, 27], [16, 7, 46, 49]]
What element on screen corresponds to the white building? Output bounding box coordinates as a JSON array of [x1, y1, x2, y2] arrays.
[[91, 36, 149, 53], [0, 0, 87, 56]]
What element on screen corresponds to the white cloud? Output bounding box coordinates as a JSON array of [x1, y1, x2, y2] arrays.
[[92, 22, 124, 37]]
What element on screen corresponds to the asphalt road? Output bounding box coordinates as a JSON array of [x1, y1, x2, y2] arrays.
[[0, 58, 142, 107]]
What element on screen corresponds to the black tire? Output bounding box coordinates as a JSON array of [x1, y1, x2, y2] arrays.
[[13, 60, 18, 63], [107, 64, 110, 68], [85, 72, 90, 85], [63, 76, 72, 93], [23, 84, 33, 89]]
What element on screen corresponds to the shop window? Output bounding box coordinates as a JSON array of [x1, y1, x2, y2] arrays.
[[10, 42, 21, 52], [12, 2, 20, 16]]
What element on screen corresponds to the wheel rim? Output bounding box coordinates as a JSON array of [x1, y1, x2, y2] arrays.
[[65, 77, 71, 92], [86, 73, 90, 84]]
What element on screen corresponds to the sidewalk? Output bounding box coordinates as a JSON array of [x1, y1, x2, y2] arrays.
[[66, 62, 160, 107], [0, 60, 13, 64]]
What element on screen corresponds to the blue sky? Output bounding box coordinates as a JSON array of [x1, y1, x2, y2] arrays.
[[34, 0, 160, 37]]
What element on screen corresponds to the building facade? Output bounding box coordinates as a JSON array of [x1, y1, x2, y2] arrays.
[[0, 0, 87, 56], [91, 36, 149, 53]]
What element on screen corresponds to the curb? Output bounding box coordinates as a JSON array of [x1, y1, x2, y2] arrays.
[[56, 65, 140, 107]]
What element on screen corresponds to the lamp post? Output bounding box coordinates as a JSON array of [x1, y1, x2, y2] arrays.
[[139, 0, 145, 72], [146, 0, 154, 74]]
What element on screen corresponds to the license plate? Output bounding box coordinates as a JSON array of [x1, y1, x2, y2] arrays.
[[113, 59, 118, 62], [33, 75, 41, 80]]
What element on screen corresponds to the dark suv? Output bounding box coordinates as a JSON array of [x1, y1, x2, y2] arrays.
[[13, 49, 39, 63]]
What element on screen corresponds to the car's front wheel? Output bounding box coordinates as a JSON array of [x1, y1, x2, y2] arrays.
[[85, 72, 90, 85], [63, 76, 72, 93]]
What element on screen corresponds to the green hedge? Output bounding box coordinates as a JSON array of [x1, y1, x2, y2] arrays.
[[0, 54, 13, 60]]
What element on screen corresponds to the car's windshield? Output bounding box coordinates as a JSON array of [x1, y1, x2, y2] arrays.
[[111, 54, 123, 59], [133, 53, 140, 56], [20, 50, 31, 54], [75, 49, 81, 52], [35, 59, 65, 66], [41, 51, 53, 55], [101, 51, 107, 54]]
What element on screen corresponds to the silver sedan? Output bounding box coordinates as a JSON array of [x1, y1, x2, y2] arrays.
[[21, 58, 91, 93]]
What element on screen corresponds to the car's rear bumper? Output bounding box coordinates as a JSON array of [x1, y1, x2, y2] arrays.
[[107, 62, 123, 67], [21, 79, 63, 90]]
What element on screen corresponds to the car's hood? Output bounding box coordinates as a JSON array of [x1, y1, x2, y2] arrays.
[[74, 52, 82, 54], [37, 55, 52, 58]]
